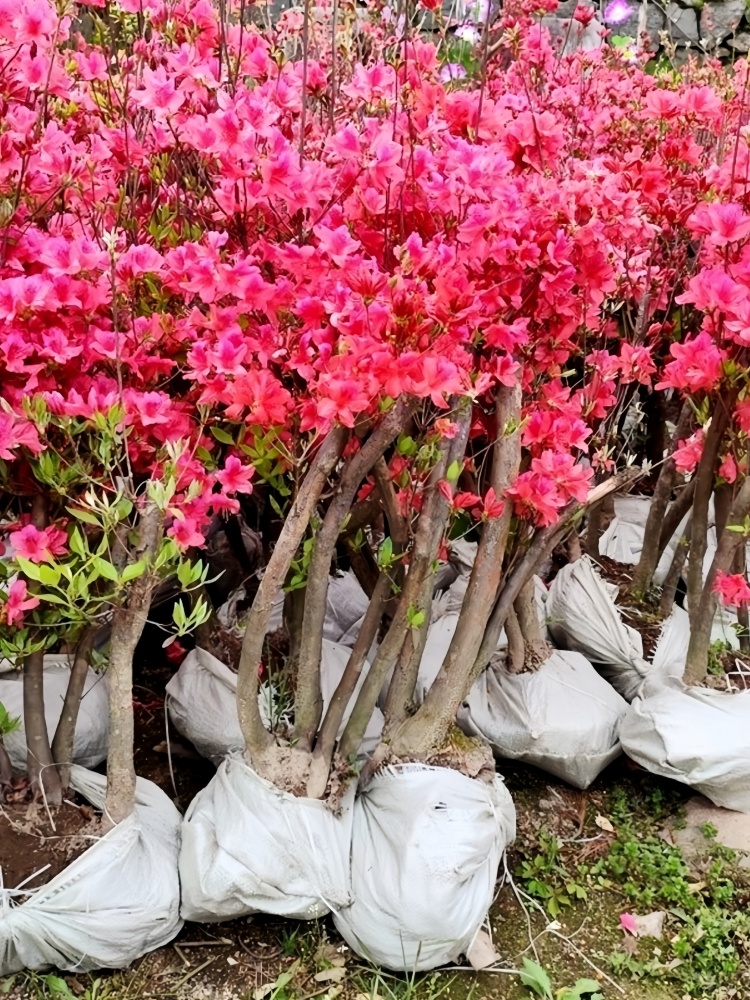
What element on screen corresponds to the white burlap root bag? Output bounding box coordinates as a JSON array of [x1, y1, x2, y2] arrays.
[[324, 572, 370, 644], [179, 754, 355, 922], [547, 557, 651, 701], [0, 767, 182, 975], [415, 576, 549, 707], [167, 644, 382, 764], [598, 496, 688, 586], [457, 650, 627, 789], [333, 764, 516, 971], [0, 658, 108, 772], [619, 678, 750, 812]]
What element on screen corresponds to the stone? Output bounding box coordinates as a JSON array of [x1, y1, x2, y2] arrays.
[[700, 0, 746, 47], [667, 2, 699, 42], [662, 796, 750, 858], [729, 30, 750, 51], [541, 15, 605, 52], [611, 0, 666, 51]]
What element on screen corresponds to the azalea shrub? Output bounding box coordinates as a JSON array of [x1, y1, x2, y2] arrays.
[[1, 0, 750, 813]]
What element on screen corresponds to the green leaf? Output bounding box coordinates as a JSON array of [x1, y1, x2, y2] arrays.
[[94, 557, 119, 582], [121, 560, 146, 584], [210, 426, 235, 444], [43, 975, 75, 1000], [69, 527, 86, 558], [446, 459, 461, 483], [66, 506, 101, 526], [520, 958, 553, 999], [35, 593, 67, 605], [16, 557, 42, 582], [377, 536, 394, 568], [38, 564, 61, 587]]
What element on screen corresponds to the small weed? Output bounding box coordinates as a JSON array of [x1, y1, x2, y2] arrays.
[[582, 817, 750, 997], [516, 833, 587, 918], [355, 969, 458, 1000], [707, 639, 733, 676], [519, 958, 603, 1000]]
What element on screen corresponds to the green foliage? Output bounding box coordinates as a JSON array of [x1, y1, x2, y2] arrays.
[[0, 700, 20, 737], [584, 812, 750, 995], [519, 959, 602, 1000], [516, 833, 588, 918]]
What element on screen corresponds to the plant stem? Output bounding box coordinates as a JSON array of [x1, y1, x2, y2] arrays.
[[236, 427, 347, 769], [659, 516, 691, 617], [386, 385, 521, 754], [505, 606, 524, 674], [687, 406, 731, 628], [630, 401, 692, 599], [657, 477, 695, 556], [23, 495, 62, 805], [306, 571, 391, 797], [104, 503, 162, 828], [51, 628, 95, 791], [684, 477, 750, 685], [294, 398, 412, 751], [382, 405, 472, 728]]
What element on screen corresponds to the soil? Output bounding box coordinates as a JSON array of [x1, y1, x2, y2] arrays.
[[593, 553, 664, 661], [0, 796, 99, 891]]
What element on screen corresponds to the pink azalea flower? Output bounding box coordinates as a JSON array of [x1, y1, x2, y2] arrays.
[[216, 456, 254, 495], [11, 524, 68, 563], [3, 580, 40, 626]]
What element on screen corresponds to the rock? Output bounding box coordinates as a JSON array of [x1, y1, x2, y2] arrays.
[[729, 30, 750, 51], [667, 2, 699, 42], [662, 796, 750, 858], [700, 0, 746, 47], [634, 911, 666, 939], [609, 0, 665, 51], [541, 15, 605, 52]]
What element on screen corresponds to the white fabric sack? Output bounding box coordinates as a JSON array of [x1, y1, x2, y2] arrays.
[[620, 678, 750, 812], [167, 644, 381, 764], [457, 650, 627, 789], [0, 657, 108, 772], [179, 754, 355, 922], [598, 496, 689, 587], [324, 572, 370, 644], [333, 764, 516, 971], [0, 767, 182, 975], [217, 588, 284, 633], [166, 648, 271, 764], [651, 605, 689, 680], [547, 557, 651, 701], [318, 641, 384, 755], [418, 576, 550, 706]]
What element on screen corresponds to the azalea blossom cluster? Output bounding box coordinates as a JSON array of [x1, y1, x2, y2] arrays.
[[0, 0, 747, 669]]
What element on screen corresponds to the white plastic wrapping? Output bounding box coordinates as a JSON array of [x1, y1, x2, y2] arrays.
[[324, 572, 370, 644], [547, 557, 651, 701], [598, 496, 688, 586], [651, 605, 689, 680], [179, 754, 355, 922], [333, 764, 516, 971], [0, 657, 108, 772], [417, 576, 549, 705], [0, 767, 182, 974], [458, 650, 627, 789], [620, 678, 750, 812], [166, 644, 382, 764]]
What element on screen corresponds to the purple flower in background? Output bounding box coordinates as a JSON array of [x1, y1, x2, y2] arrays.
[[603, 0, 632, 24], [439, 63, 468, 82]]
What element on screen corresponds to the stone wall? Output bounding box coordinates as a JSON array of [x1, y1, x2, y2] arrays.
[[545, 0, 750, 61]]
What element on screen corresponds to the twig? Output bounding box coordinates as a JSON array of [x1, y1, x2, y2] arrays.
[[171, 955, 219, 987]]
